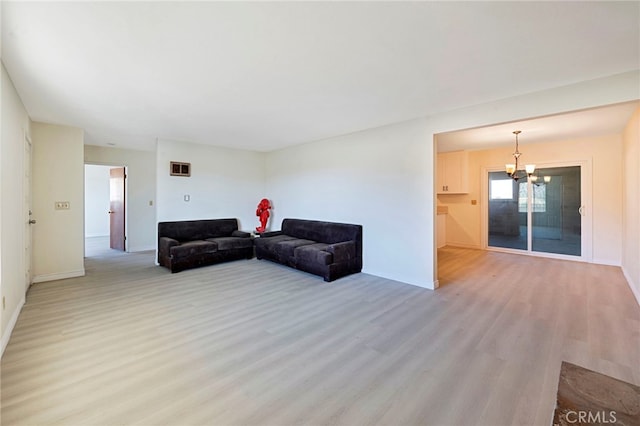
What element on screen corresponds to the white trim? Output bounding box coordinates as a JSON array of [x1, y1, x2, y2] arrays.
[[445, 242, 482, 250], [32, 269, 85, 283], [486, 246, 587, 263], [405, 279, 438, 290], [591, 258, 622, 267], [622, 266, 640, 307], [1, 294, 25, 357]]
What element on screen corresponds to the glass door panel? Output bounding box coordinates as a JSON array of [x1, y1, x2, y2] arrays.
[[531, 166, 581, 256], [488, 171, 527, 250], [487, 165, 582, 257]]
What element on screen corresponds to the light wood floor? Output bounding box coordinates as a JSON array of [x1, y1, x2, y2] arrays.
[[2, 247, 638, 425]]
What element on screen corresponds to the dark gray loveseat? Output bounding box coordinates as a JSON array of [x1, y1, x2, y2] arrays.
[[158, 218, 253, 273], [254, 218, 362, 282]]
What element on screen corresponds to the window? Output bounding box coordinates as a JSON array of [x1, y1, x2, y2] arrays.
[[490, 179, 513, 200], [519, 182, 546, 212]]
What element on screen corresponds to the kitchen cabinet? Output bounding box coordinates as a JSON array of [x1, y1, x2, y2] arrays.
[[437, 150, 468, 194]]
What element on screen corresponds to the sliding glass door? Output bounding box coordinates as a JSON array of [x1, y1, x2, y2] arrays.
[[488, 165, 582, 257]]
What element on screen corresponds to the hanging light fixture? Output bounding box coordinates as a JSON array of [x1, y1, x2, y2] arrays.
[[531, 173, 552, 186], [505, 130, 535, 181]]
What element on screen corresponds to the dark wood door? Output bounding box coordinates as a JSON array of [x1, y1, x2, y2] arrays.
[[109, 167, 126, 251]]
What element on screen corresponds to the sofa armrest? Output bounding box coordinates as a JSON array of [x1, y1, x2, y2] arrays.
[[259, 230, 283, 238], [326, 241, 356, 263], [159, 236, 179, 258], [231, 230, 251, 238], [158, 236, 179, 267]]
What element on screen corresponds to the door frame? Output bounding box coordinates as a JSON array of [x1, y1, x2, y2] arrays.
[[84, 162, 128, 253], [481, 159, 593, 262]]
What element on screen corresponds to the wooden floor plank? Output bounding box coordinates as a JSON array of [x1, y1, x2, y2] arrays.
[[1, 245, 638, 425]]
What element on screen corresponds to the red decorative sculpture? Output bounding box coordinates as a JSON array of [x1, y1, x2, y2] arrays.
[[255, 198, 271, 233]]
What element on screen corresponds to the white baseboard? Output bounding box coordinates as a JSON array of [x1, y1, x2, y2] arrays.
[[591, 258, 621, 267], [622, 266, 640, 307], [32, 269, 85, 283], [398, 280, 437, 290], [445, 242, 482, 249], [1, 294, 25, 357]]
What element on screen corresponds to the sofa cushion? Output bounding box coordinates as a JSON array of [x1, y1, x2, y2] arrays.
[[294, 243, 332, 266], [274, 239, 316, 260], [207, 237, 252, 251], [170, 240, 217, 259], [254, 234, 296, 250]]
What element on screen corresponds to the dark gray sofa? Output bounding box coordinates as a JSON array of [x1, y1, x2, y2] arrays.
[[158, 218, 253, 273], [254, 218, 362, 282]]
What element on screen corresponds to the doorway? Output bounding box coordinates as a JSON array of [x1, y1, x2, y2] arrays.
[[84, 164, 127, 256], [109, 167, 126, 251], [486, 163, 591, 260]]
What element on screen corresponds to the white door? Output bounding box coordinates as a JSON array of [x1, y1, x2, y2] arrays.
[[24, 133, 33, 292]]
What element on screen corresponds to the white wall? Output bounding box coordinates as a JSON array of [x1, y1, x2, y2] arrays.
[[266, 71, 639, 289], [84, 165, 110, 237], [156, 139, 265, 232], [622, 107, 640, 305], [84, 145, 156, 251], [439, 134, 624, 266], [266, 118, 434, 287], [1, 63, 30, 354], [32, 122, 84, 283]]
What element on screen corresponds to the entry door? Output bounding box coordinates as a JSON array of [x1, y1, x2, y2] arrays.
[[24, 135, 33, 292], [109, 167, 126, 251], [488, 165, 583, 258]]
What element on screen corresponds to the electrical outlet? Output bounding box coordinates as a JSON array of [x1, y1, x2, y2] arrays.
[[55, 201, 71, 210]]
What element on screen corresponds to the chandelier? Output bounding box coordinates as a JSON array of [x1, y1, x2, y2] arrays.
[[505, 130, 536, 181], [530, 174, 551, 186]]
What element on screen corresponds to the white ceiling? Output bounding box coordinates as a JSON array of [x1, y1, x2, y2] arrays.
[[436, 101, 640, 152], [2, 2, 639, 152]]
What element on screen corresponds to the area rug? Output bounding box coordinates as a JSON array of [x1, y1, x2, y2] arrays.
[[553, 361, 640, 426]]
